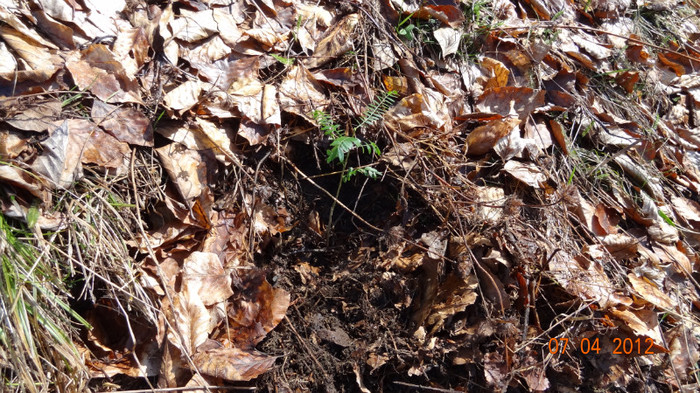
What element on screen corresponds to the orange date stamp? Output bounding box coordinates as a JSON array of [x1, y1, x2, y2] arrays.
[[547, 337, 661, 356]]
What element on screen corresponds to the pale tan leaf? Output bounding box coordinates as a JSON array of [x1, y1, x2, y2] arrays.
[[278, 64, 328, 119], [182, 252, 233, 306], [476, 87, 545, 119], [170, 10, 218, 42], [384, 90, 450, 133], [168, 283, 210, 355], [4, 100, 61, 132], [548, 248, 630, 309], [213, 8, 243, 47], [0, 26, 58, 71], [238, 119, 272, 146], [0, 130, 30, 159], [502, 160, 547, 188], [155, 120, 237, 165], [156, 144, 206, 201], [0, 164, 51, 204], [0, 41, 16, 73], [163, 80, 206, 112], [471, 186, 505, 225], [30, 121, 81, 188], [666, 326, 700, 381], [523, 117, 552, 151], [0, 5, 58, 50], [66, 46, 142, 104], [295, 3, 333, 52], [31, 9, 75, 50], [608, 308, 664, 346], [433, 27, 461, 57], [600, 233, 638, 259]]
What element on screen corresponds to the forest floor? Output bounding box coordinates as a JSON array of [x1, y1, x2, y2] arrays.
[[2, 0, 700, 392]]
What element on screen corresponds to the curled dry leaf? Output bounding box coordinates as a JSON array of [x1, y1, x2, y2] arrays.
[[466, 116, 520, 156], [433, 27, 461, 57]]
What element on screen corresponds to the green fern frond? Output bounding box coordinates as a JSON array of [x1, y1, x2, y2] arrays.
[[313, 110, 342, 138], [354, 90, 398, 131]]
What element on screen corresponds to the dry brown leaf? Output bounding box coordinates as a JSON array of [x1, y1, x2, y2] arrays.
[[295, 3, 333, 53], [476, 87, 545, 119], [162, 79, 208, 112], [4, 100, 61, 132], [0, 164, 51, 205], [666, 326, 700, 381], [304, 13, 358, 68], [483, 351, 508, 389], [156, 119, 237, 165], [91, 101, 153, 146], [424, 273, 478, 332], [193, 347, 276, 381], [481, 57, 509, 89], [0, 25, 59, 71], [224, 270, 290, 347], [66, 45, 142, 104], [167, 282, 210, 355], [523, 117, 553, 151], [169, 10, 218, 42], [600, 233, 638, 259], [413, 3, 464, 28], [548, 248, 630, 310], [385, 90, 450, 132], [278, 64, 328, 119], [31, 9, 75, 50], [627, 274, 675, 310], [156, 144, 206, 201], [608, 308, 665, 348], [0, 130, 31, 159], [182, 252, 234, 307], [466, 117, 520, 156], [502, 160, 547, 188]]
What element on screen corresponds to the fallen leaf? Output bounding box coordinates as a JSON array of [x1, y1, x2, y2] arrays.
[[193, 347, 276, 381], [304, 13, 358, 68], [433, 27, 461, 57], [466, 117, 520, 156], [502, 160, 547, 188]]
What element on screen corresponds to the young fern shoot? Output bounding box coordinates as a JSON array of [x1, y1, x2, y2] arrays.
[[311, 90, 398, 239]]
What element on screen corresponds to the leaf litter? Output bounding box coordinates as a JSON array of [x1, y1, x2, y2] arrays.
[[1, 0, 700, 392]]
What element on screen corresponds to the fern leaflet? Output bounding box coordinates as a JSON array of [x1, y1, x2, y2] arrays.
[[354, 90, 398, 131]]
